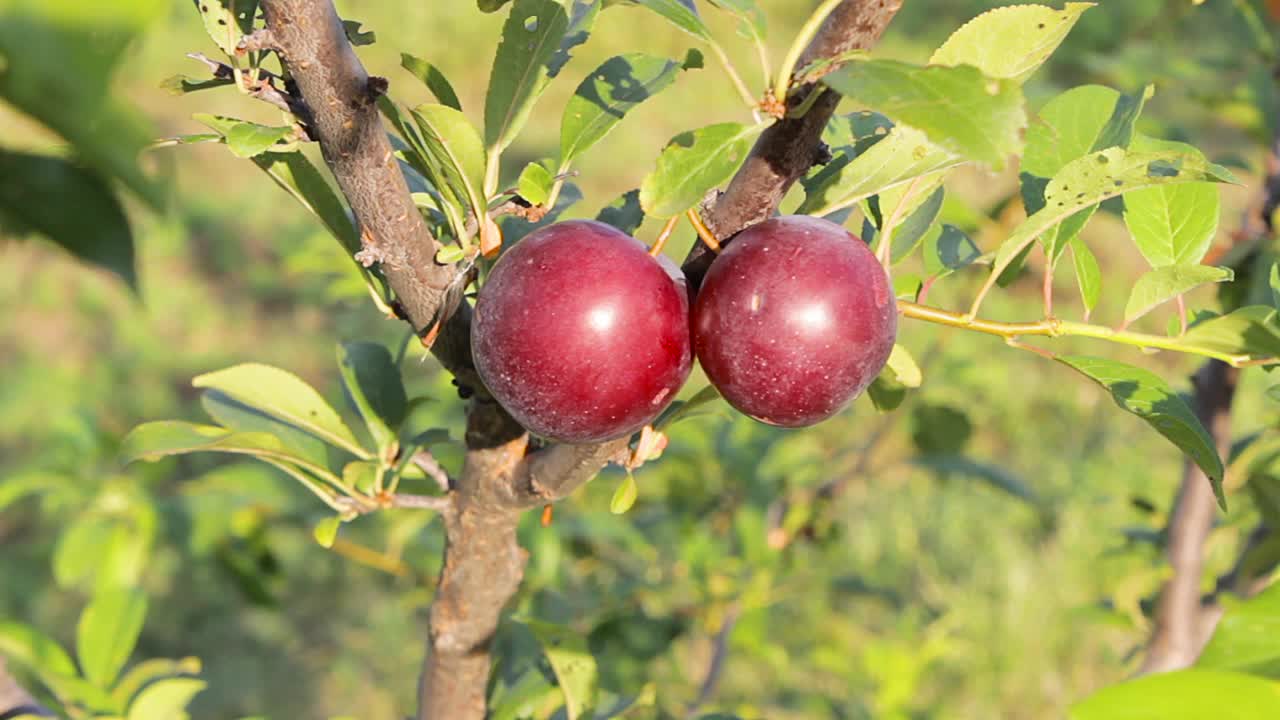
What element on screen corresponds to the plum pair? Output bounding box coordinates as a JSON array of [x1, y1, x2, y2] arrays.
[[471, 215, 898, 443]]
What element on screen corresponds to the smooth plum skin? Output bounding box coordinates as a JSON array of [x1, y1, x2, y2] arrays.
[[472, 220, 692, 443], [692, 215, 897, 427]]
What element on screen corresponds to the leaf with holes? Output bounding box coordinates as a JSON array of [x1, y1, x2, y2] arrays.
[[640, 121, 766, 218], [485, 0, 570, 154], [988, 148, 1235, 286], [1124, 137, 1222, 267], [193, 0, 258, 55], [561, 52, 693, 167], [1058, 356, 1224, 509], [822, 60, 1026, 168], [930, 3, 1092, 84], [1124, 265, 1233, 324]]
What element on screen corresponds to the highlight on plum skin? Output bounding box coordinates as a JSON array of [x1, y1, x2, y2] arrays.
[[691, 215, 898, 428], [471, 220, 693, 444]]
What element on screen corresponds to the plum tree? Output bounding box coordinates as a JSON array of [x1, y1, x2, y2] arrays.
[[472, 220, 692, 443], [692, 215, 897, 427]]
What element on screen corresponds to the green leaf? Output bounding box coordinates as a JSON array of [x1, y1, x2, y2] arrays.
[[930, 3, 1092, 85], [313, 517, 342, 549], [913, 455, 1038, 503], [343, 460, 378, 493], [400, 53, 462, 110], [1179, 306, 1280, 358], [1198, 583, 1280, 677], [193, 0, 258, 56], [884, 344, 922, 388], [0, 150, 136, 288], [1058, 356, 1224, 509], [610, 473, 638, 515], [159, 74, 232, 94], [632, 0, 709, 40], [549, 0, 601, 78], [341, 19, 374, 46], [0, 622, 77, 678], [821, 60, 1026, 169], [249, 151, 360, 255], [412, 104, 488, 218], [1022, 85, 1123, 177], [798, 124, 962, 217], [77, 588, 148, 688], [192, 363, 364, 455], [922, 224, 980, 279], [1070, 670, 1280, 719], [127, 677, 206, 720], [200, 390, 334, 471], [988, 147, 1236, 287], [640, 122, 766, 218], [654, 385, 724, 430], [337, 343, 408, 451], [867, 373, 907, 412], [479, 0, 514, 11], [1124, 265, 1234, 324], [595, 189, 645, 235], [561, 52, 691, 167], [889, 185, 944, 264], [517, 161, 555, 205], [1270, 263, 1280, 311], [113, 657, 202, 709], [436, 245, 468, 264], [54, 515, 115, 589], [120, 421, 340, 482], [194, 114, 293, 158], [0, 0, 163, 207], [1070, 237, 1101, 316], [527, 621, 600, 720], [485, 0, 571, 154], [1124, 138, 1222, 267]]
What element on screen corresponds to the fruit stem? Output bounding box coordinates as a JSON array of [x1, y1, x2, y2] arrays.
[[773, 0, 844, 102], [897, 299, 1278, 368], [650, 216, 680, 257], [708, 39, 763, 120], [686, 209, 722, 253]]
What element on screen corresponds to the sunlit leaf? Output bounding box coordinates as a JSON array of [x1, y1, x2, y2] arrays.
[[1124, 265, 1233, 324], [77, 588, 148, 688], [1070, 669, 1280, 719], [401, 53, 463, 110], [126, 677, 206, 720], [1124, 137, 1222, 267], [930, 3, 1093, 84], [1198, 583, 1280, 677], [561, 52, 693, 166], [527, 621, 599, 719], [640, 122, 767, 218], [485, 0, 570, 154]]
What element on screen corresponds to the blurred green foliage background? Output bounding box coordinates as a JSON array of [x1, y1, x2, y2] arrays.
[[3, 0, 1279, 718]]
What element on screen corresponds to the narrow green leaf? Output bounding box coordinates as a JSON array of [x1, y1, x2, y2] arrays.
[[77, 588, 148, 689], [113, 657, 202, 709], [401, 53, 462, 110], [1197, 583, 1280, 677], [889, 185, 944, 264], [988, 148, 1236, 287], [411, 104, 488, 218], [798, 124, 962, 217], [913, 455, 1037, 503], [313, 517, 342, 549], [822, 60, 1026, 169], [1070, 237, 1101, 315], [1124, 137, 1222, 267], [633, 0, 710, 40], [0, 150, 135, 288], [867, 373, 907, 412], [121, 421, 340, 483], [1179, 306, 1280, 358], [192, 363, 364, 455], [126, 677, 206, 720], [337, 342, 408, 451], [1058, 356, 1224, 509], [200, 390, 334, 471], [930, 3, 1093, 85], [595, 189, 645, 235], [193, 0, 258, 56], [1124, 265, 1234, 324], [884, 344, 922, 388], [485, 0, 571, 153], [655, 385, 724, 430], [1070, 670, 1280, 719], [922, 224, 980, 279], [1271, 262, 1280, 310], [194, 114, 292, 158], [341, 19, 375, 46], [0, 622, 77, 678], [561, 52, 690, 166], [53, 515, 115, 589], [549, 0, 601, 78], [526, 621, 600, 719], [159, 74, 232, 94], [517, 161, 555, 205], [250, 151, 360, 255], [611, 473, 638, 515], [640, 122, 766, 218]]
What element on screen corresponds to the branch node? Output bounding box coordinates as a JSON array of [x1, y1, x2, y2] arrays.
[[237, 28, 278, 54]]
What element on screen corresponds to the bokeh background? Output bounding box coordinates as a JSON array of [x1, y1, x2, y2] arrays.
[[3, 1, 1278, 717]]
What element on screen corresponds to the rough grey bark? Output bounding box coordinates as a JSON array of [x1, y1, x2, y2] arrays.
[[248, 1, 903, 717]]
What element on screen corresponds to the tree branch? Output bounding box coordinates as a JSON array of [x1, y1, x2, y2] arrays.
[[0, 659, 52, 718], [682, 0, 904, 289], [251, 2, 902, 718]]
